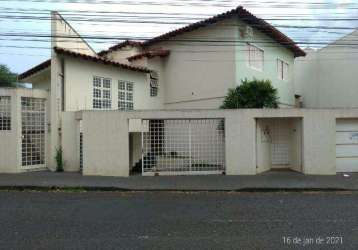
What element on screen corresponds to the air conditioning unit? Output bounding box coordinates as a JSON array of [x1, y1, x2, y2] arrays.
[[150, 71, 159, 88], [150, 71, 158, 80]]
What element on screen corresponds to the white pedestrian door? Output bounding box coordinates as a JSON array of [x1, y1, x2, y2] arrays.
[[336, 119, 358, 172], [21, 97, 46, 170], [271, 120, 290, 166]]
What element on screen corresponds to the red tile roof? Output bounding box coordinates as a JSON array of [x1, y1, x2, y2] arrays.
[[18, 59, 51, 80], [54, 47, 151, 73], [98, 40, 143, 56], [143, 6, 305, 57], [127, 49, 170, 61], [99, 6, 305, 57]]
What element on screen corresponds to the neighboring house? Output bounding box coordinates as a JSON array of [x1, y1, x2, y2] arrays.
[[294, 29, 358, 108], [0, 6, 308, 175], [294, 30, 358, 173]]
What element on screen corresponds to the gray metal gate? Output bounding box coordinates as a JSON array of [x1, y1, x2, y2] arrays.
[[142, 119, 225, 175]]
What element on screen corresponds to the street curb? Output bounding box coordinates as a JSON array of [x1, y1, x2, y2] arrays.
[[0, 186, 354, 192]]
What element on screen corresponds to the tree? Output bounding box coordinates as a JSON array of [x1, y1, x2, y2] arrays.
[[0, 64, 18, 87], [221, 78, 279, 109]]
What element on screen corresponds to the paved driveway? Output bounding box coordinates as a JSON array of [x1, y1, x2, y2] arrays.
[[0, 191, 357, 249]]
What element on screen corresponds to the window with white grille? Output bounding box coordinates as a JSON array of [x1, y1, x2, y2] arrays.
[[118, 80, 134, 110], [150, 85, 158, 97], [150, 72, 158, 97], [247, 44, 264, 71], [277, 59, 289, 80], [0, 96, 11, 130], [93, 76, 112, 109]]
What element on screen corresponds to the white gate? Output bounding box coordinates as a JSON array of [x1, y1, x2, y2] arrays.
[[270, 120, 290, 166], [141, 119, 225, 176], [21, 97, 46, 170]]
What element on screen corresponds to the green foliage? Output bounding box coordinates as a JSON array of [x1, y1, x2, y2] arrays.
[[55, 147, 64, 172], [221, 78, 279, 109], [0, 64, 18, 87]]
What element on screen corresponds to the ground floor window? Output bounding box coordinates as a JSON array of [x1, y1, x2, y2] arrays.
[[0, 96, 11, 130]]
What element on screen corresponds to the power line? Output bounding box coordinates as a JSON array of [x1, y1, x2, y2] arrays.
[[0, 0, 358, 9], [2, 13, 358, 23], [2, 33, 358, 46]]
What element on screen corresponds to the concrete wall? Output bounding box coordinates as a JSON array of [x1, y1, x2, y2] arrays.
[[294, 30, 358, 108], [0, 88, 48, 173], [302, 111, 336, 174], [29, 68, 51, 91], [51, 12, 97, 56], [146, 18, 238, 109], [61, 112, 80, 172], [82, 111, 130, 177], [47, 10, 98, 171], [0, 88, 20, 173], [72, 108, 358, 177]]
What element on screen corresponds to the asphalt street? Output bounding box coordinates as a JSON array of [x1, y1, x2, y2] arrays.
[[0, 191, 357, 250]]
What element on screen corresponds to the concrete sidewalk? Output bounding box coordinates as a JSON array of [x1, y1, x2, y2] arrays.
[[0, 171, 357, 191]]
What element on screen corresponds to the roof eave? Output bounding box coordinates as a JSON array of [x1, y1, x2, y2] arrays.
[[141, 6, 305, 57], [54, 47, 151, 73], [18, 59, 51, 81]]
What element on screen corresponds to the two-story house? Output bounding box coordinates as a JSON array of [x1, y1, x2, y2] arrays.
[[1, 6, 305, 174]]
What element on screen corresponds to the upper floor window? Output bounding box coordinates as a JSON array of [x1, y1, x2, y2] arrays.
[[150, 85, 158, 97], [150, 71, 159, 97], [93, 76, 112, 109], [277, 59, 289, 80], [118, 80, 134, 111], [0, 96, 11, 131], [247, 44, 264, 71]]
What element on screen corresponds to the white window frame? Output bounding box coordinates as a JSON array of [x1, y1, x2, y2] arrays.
[[93, 76, 112, 110], [277, 58, 289, 81], [150, 72, 159, 97], [0, 96, 11, 131], [246, 43, 264, 72], [150, 86, 158, 97], [118, 80, 134, 111]]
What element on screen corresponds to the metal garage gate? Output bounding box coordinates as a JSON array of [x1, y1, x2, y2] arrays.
[[336, 119, 358, 172], [21, 97, 46, 170], [141, 119, 225, 176]]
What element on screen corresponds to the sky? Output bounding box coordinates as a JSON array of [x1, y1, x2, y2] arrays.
[[0, 0, 357, 74]]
